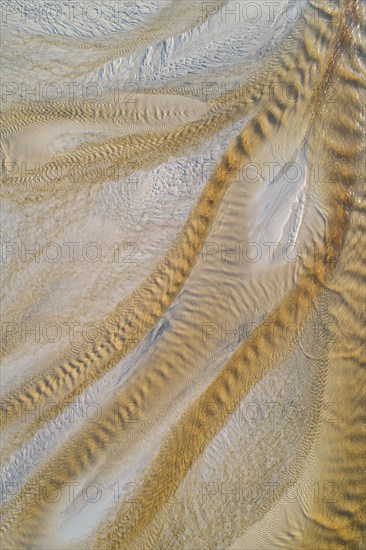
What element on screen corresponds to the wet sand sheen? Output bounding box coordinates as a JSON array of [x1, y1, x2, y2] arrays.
[[0, 0, 365, 548]]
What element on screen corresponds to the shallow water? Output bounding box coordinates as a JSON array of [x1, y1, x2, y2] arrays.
[[1, 1, 365, 548]]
